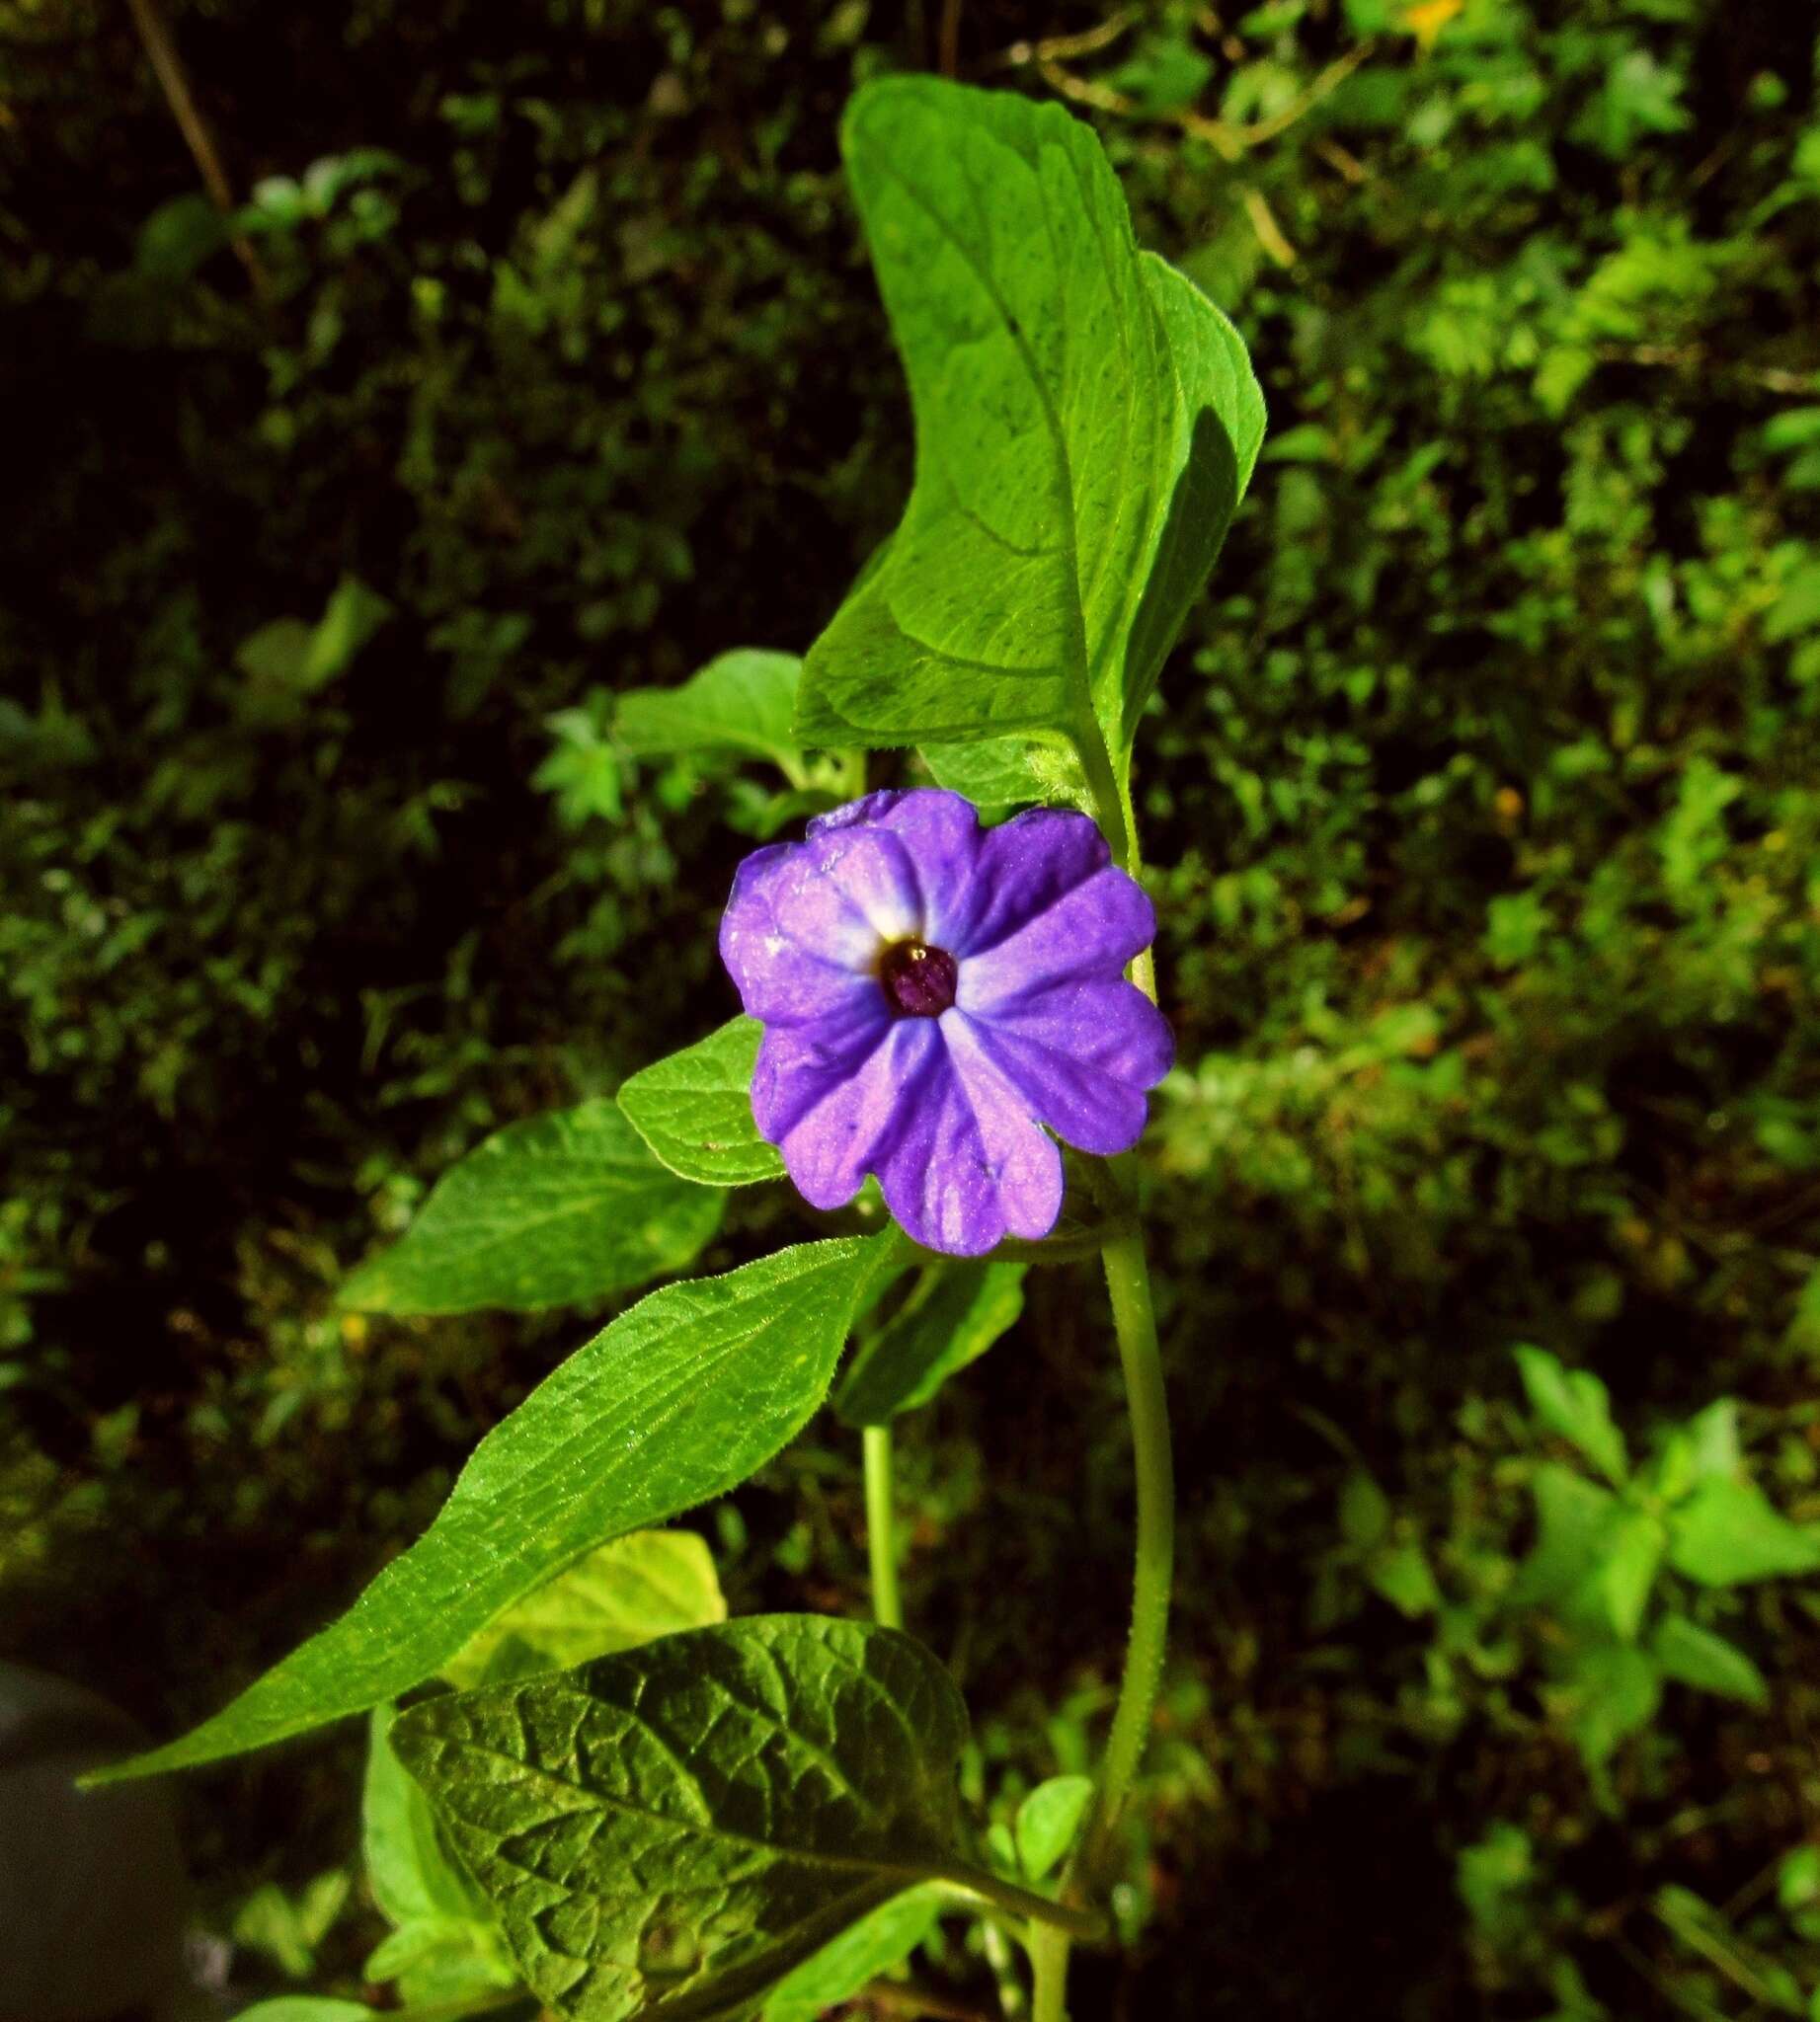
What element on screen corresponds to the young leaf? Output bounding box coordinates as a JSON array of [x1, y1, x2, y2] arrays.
[[797, 77, 1262, 759], [1556, 1643, 1661, 1770], [833, 1259, 1025, 1426], [617, 1019, 785, 1187], [392, 1617, 975, 2022], [760, 1886, 945, 2022], [441, 1529, 727, 1688], [1597, 1512, 1666, 1642], [1665, 1478, 1820, 1586], [98, 1235, 894, 1780], [1015, 1774, 1094, 1882], [1651, 1613, 1770, 1707], [1514, 1345, 1628, 1486], [230, 2004, 374, 2022], [342, 1101, 723, 1315], [616, 651, 806, 785], [1512, 1462, 1625, 1622]]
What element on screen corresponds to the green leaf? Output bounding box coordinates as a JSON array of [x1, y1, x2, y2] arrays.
[[1514, 1345, 1628, 1486], [1337, 1470, 1391, 1552], [392, 1617, 977, 2022], [342, 1101, 724, 1314], [616, 651, 807, 784], [230, 2004, 374, 2022], [834, 1260, 1025, 1426], [362, 1915, 515, 2006], [617, 1020, 785, 1188], [1597, 1512, 1666, 1642], [761, 1886, 945, 2022], [99, 1235, 894, 1779], [306, 576, 394, 688], [918, 735, 1088, 816], [1557, 1643, 1661, 1770], [1666, 1478, 1820, 1586], [1014, 1774, 1094, 1882], [442, 1529, 727, 1688], [1512, 1464, 1625, 1627], [797, 77, 1261, 759], [364, 1705, 489, 1930], [1367, 1541, 1442, 1619], [1651, 1613, 1769, 1707]]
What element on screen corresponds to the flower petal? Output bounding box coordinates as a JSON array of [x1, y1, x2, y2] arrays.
[[873, 1018, 1063, 1254], [954, 808, 1113, 957], [844, 790, 988, 948], [957, 863, 1157, 1008], [719, 829, 918, 1025], [951, 980, 1172, 1155], [768, 1018, 941, 1212]]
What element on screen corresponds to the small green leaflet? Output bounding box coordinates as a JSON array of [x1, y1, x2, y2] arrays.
[[617, 1020, 785, 1188], [797, 77, 1263, 760], [342, 1101, 723, 1315], [834, 1260, 1025, 1426], [759, 1887, 944, 2021], [442, 1529, 727, 1688], [362, 1705, 514, 2005], [392, 1617, 973, 2022], [1014, 1775, 1094, 1883], [99, 1235, 894, 1779], [616, 650, 807, 786], [1650, 1613, 1769, 1707], [1515, 1345, 1628, 1487]]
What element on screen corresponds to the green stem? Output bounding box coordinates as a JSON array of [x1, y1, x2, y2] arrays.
[[1029, 1222, 1174, 2022], [863, 1423, 903, 1631]]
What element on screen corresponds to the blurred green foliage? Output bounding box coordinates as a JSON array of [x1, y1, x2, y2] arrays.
[[3, 0, 1819, 2015]]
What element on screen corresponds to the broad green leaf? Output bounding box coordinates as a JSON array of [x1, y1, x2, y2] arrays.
[[1651, 1398, 1742, 1503], [442, 1529, 727, 1688], [918, 735, 1089, 816], [833, 1260, 1025, 1426], [1512, 1464, 1625, 1629], [1665, 1478, 1820, 1586], [1337, 1470, 1391, 1552], [342, 1101, 723, 1314], [1515, 1345, 1628, 1486], [1651, 1613, 1769, 1707], [1597, 1512, 1666, 1642], [393, 1617, 975, 2022], [100, 1236, 893, 1779], [761, 1886, 945, 2022], [1557, 1643, 1661, 1770], [616, 651, 806, 785], [1014, 1775, 1093, 1882], [617, 1020, 784, 1188], [797, 77, 1262, 759], [306, 576, 393, 688]]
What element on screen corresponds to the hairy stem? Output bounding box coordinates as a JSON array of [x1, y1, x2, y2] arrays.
[[1029, 1221, 1174, 2022], [863, 1423, 903, 1631]]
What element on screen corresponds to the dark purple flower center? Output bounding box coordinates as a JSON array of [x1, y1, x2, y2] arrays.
[[878, 938, 958, 1018]]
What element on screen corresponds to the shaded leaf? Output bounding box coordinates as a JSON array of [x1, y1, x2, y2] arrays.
[[1597, 1512, 1665, 1642], [918, 736, 1089, 816], [442, 1529, 727, 1688], [101, 1236, 894, 1778], [833, 1260, 1025, 1426], [364, 1705, 489, 1930], [761, 1886, 944, 2022], [618, 1021, 784, 1188], [1557, 1643, 1660, 1770], [394, 1618, 975, 2022], [342, 1102, 723, 1315]]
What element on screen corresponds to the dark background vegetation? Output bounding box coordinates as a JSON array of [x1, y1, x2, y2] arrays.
[[5, 0, 1820, 2015]]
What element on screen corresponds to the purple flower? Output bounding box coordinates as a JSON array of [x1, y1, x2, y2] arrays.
[[718, 789, 1172, 1256]]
